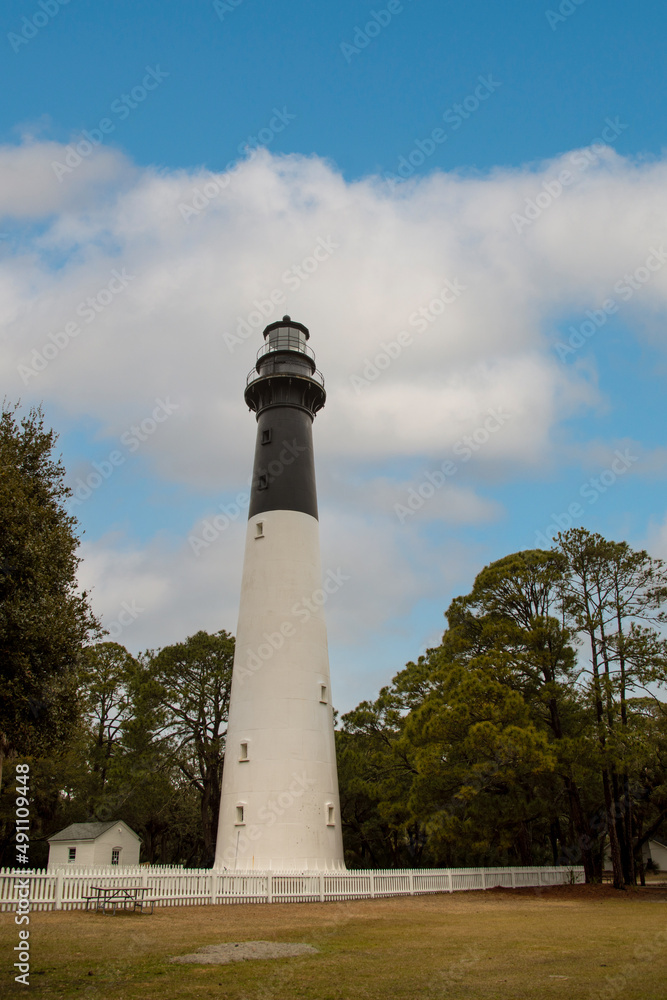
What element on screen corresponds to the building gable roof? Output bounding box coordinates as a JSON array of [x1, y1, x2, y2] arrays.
[[47, 821, 140, 843]]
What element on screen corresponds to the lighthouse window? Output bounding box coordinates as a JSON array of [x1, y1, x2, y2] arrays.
[[261, 428, 272, 445], [239, 741, 249, 760], [236, 805, 245, 825], [255, 522, 264, 538], [326, 804, 335, 826], [320, 684, 328, 704], [258, 473, 268, 490]]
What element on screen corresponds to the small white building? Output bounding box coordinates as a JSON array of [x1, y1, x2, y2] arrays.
[[603, 836, 667, 873], [643, 837, 667, 872], [47, 821, 141, 869]]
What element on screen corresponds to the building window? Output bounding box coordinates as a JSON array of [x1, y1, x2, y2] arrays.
[[236, 805, 245, 826], [68, 847, 76, 863], [326, 804, 335, 826], [257, 473, 268, 491], [261, 428, 272, 445], [320, 684, 328, 704], [255, 521, 264, 538], [111, 848, 120, 866], [239, 741, 249, 761]]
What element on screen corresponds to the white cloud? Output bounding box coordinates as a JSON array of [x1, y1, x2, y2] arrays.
[[0, 139, 133, 217], [5, 140, 666, 488], [3, 138, 667, 704]]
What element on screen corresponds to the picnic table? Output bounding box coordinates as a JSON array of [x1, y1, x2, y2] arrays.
[[85, 885, 153, 914]]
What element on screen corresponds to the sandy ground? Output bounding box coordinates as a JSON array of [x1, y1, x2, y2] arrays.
[[170, 941, 319, 964]]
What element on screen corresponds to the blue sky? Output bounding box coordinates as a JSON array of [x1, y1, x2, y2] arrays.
[[2, 0, 667, 709]]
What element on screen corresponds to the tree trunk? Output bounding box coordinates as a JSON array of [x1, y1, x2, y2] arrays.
[[611, 769, 631, 884], [564, 776, 596, 882], [623, 774, 635, 885], [602, 768, 625, 890]]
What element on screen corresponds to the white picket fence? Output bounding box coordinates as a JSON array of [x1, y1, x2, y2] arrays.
[[0, 865, 583, 912]]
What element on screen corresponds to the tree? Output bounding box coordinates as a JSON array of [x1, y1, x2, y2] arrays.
[[339, 690, 420, 868], [139, 630, 234, 863], [337, 540, 667, 882], [79, 642, 138, 804], [557, 528, 667, 888], [440, 549, 597, 879], [0, 403, 98, 789], [404, 659, 557, 866]]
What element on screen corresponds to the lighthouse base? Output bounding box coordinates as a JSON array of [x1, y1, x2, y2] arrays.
[[219, 858, 347, 873]]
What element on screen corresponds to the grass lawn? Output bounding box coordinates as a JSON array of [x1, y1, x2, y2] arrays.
[[2, 884, 666, 999]]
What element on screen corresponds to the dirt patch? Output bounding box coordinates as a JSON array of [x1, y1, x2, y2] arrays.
[[170, 941, 319, 964], [485, 883, 667, 902]]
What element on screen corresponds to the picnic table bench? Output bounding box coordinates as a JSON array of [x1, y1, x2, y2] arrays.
[[85, 885, 154, 914]]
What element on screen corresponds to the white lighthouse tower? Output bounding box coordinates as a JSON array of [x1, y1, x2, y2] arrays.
[[214, 316, 345, 872]]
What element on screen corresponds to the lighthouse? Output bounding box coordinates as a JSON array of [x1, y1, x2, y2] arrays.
[[214, 316, 345, 871]]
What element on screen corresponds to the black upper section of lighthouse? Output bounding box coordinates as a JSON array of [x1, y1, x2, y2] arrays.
[[245, 317, 325, 520]]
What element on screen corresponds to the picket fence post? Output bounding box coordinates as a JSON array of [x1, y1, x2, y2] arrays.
[[54, 869, 63, 911]]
